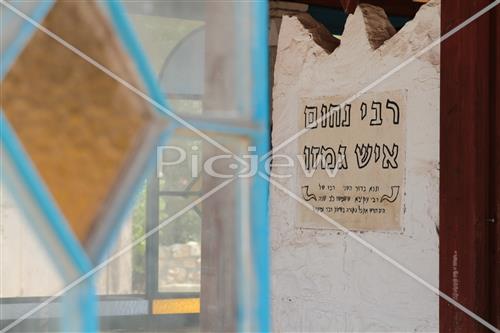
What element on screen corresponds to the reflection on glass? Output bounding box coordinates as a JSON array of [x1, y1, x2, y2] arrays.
[[157, 137, 202, 293], [127, 10, 205, 116], [168, 99, 203, 116], [158, 195, 202, 293], [159, 138, 202, 192], [96, 184, 147, 295]]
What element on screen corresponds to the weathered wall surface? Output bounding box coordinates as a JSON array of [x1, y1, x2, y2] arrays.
[[270, 1, 440, 331]]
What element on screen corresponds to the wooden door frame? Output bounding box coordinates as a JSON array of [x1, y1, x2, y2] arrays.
[[440, 0, 499, 332]]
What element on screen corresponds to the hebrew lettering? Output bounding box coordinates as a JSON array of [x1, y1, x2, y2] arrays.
[[369, 101, 383, 126], [386, 99, 400, 124], [304, 105, 318, 129], [298, 90, 406, 231], [382, 144, 399, 169], [355, 144, 373, 169]]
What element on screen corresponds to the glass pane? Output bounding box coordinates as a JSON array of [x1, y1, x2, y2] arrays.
[[125, 2, 256, 119], [0, 1, 53, 77], [168, 99, 203, 116], [155, 133, 253, 325], [158, 195, 201, 293], [158, 137, 202, 192], [195, 134, 254, 332], [1, 1, 165, 249], [96, 186, 146, 295], [126, 4, 205, 117], [2, 1, 268, 332], [0, 192, 65, 332], [157, 134, 203, 294]]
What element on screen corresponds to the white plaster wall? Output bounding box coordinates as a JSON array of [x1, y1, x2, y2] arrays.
[[270, 1, 440, 331], [0, 191, 134, 297], [0, 192, 64, 297]]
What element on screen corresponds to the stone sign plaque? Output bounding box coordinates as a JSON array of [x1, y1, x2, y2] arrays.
[[297, 90, 406, 231]]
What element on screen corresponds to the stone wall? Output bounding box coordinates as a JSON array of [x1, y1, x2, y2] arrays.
[[271, 1, 440, 331], [158, 241, 201, 292]]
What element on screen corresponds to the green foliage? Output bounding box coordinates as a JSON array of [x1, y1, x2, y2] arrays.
[[158, 195, 201, 247], [131, 138, 202, 291], [131, 184, 147, 292]]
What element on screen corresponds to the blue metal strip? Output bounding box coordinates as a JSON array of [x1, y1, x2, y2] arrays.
[[0, 0, 54, 80], [80, 279, 98, 333], [249, 1, 271, 332]]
